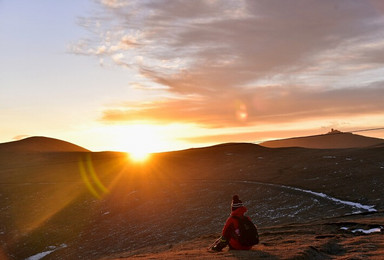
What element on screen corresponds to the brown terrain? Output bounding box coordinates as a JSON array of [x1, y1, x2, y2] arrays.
[[0, 133, 383, 259], [0, 136, 90, 153], [106, 212, 384, 259], [260, 130, 384, 149]]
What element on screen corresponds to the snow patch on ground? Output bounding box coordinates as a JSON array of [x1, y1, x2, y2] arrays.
[[340, 227, 382, 234], [340, 227, 349, 231], [25, 244, 67, 260], [351, 228, 382, 234], [240, 180, 377, 213]]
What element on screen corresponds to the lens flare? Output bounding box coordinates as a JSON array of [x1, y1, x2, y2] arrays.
[[78, 153, 109, 198], [235, 100, 248, 122]]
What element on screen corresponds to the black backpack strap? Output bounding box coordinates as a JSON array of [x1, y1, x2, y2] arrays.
[[231, 215, 247, 221]]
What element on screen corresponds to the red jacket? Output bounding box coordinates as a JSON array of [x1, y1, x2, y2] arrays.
[[222, 206, 253, 250]]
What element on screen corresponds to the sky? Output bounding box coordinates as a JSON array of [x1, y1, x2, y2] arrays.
[[1, 0, 384, 153]]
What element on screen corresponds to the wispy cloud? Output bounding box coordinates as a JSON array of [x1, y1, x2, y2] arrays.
[[13, 135, 30, 141], [74, 0, 384, 129], [101, 83, 384, 127]]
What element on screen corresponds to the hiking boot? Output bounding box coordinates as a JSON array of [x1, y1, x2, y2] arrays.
[[208, 236, 228, 252]]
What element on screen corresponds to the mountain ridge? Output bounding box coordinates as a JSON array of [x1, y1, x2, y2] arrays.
[[2, 131, 383, 153], [260, 131, 384, 149], [0, 136, 90, 153], [1, 134, 384, 259]]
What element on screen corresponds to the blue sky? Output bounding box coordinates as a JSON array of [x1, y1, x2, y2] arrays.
[[1, 0, 384, 153], [0, 0, 152, 151]]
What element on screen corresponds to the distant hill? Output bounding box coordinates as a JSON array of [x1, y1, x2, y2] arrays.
[[0, 136, 90, 152], [260, 131, 384, 149], [2, 138, 384, 259]]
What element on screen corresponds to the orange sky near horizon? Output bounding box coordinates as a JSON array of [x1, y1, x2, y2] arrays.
[[1, 0, 384, 153]]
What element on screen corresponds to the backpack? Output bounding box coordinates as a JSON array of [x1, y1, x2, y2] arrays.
[[232, 216, 259, 246]]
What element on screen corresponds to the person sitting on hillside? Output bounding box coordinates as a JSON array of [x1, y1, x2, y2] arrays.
[[209, 195, 259, 252]]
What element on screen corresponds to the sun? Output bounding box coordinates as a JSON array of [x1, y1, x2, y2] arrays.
[[128, 149, 151, 162], [111, 124, 165, 162], [102, 123, 193, 160]]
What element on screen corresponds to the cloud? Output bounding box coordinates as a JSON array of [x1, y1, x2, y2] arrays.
[[13, 135, 30, 141], [101, 0, 129, 8], [77, 0, 384, 128], [179, 128, 324, 144], [102, 82, 384, 127]]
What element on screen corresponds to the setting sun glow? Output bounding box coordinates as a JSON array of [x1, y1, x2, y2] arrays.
[[128, 150, 151, 162], [113, 124, 164, 162]]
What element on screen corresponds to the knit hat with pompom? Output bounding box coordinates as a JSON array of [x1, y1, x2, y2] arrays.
[[231, 195, 243, 211]]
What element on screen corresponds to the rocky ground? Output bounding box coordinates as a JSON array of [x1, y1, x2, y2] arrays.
[[1, 142, 384, 259], [110, 212, 384, 260], [107, 212, 384, 259]]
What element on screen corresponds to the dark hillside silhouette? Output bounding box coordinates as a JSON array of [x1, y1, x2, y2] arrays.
[[260, 131, 384, 149], [0, 136, 89, 153], [0, 136, 383, 259]]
